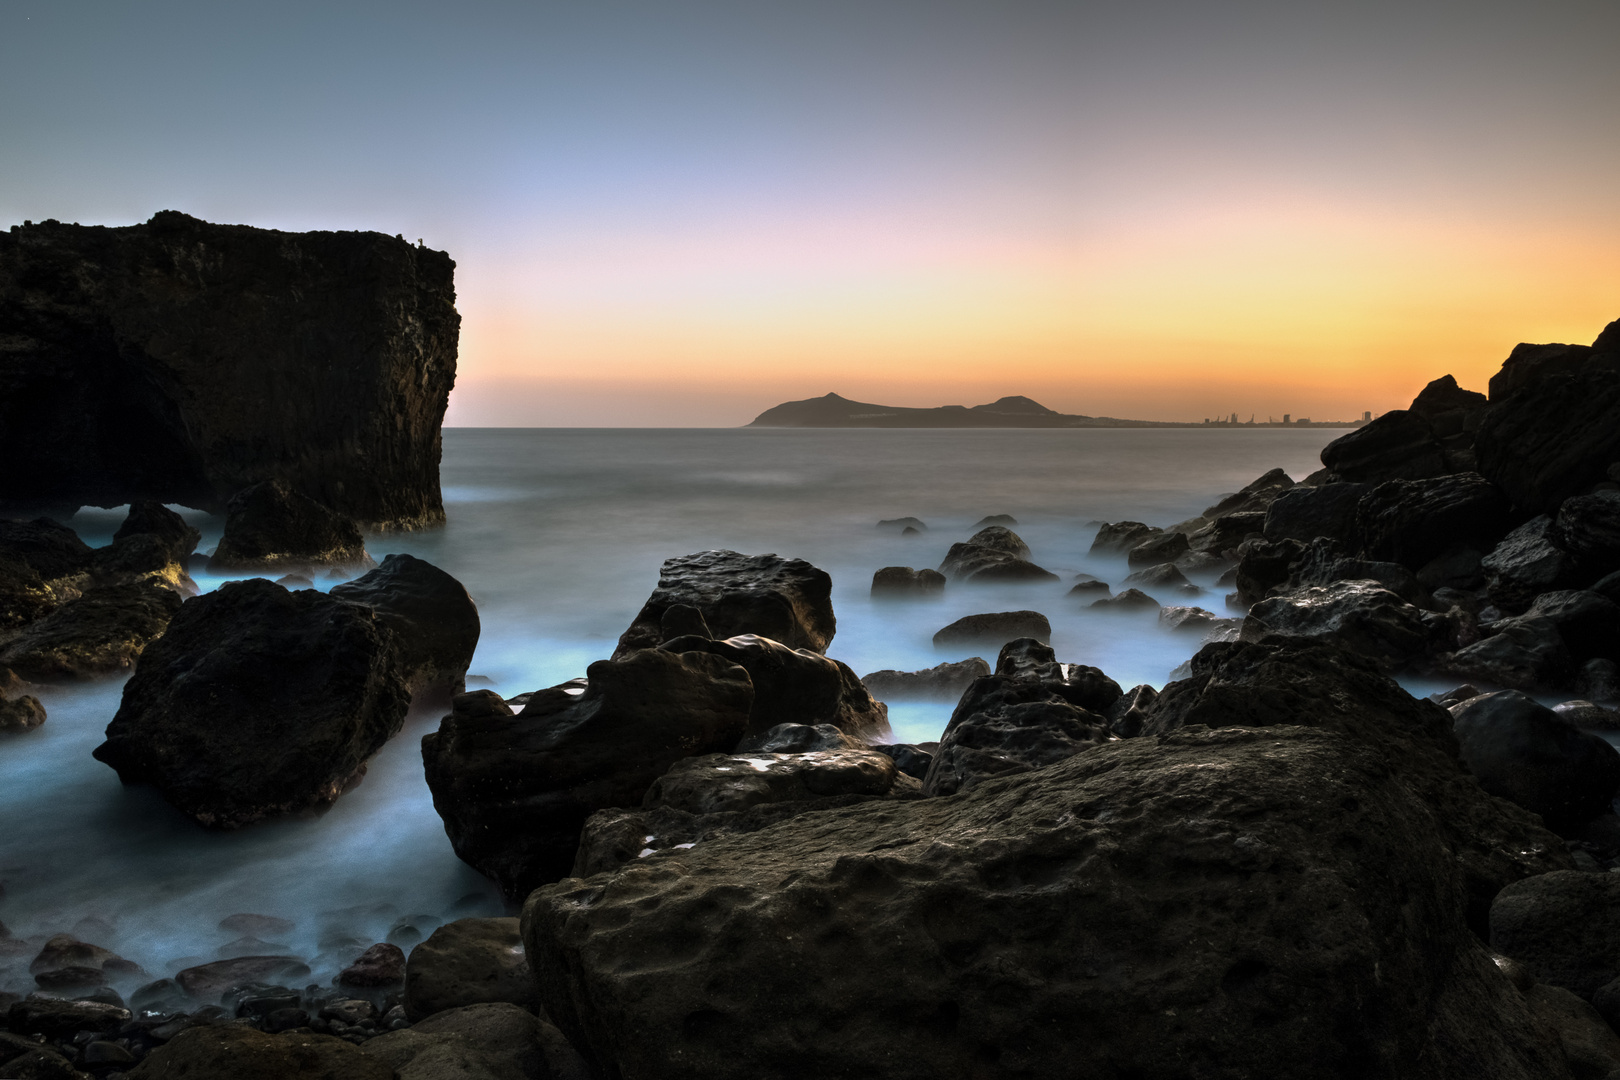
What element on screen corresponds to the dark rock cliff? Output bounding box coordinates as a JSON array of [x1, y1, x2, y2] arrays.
[[0, 212, 459, 529]]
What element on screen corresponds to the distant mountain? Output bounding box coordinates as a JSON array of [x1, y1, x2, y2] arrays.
[[747, 392, 1172, 428]]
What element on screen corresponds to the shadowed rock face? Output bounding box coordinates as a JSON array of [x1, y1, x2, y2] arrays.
[[0, 212, 458, 529]]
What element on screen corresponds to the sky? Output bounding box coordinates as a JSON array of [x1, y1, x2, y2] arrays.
[[3, 0, 1618, 426]]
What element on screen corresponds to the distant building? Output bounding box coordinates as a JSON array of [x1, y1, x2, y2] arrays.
[[1297, 417, 1310, 425], [1282, 414, 1290, 425], [1230, 412, 1238, 424], [1363, 410, 1372, 422]]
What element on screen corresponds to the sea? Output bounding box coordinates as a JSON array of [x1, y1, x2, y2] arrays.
[[0, 426, 1342, 998]]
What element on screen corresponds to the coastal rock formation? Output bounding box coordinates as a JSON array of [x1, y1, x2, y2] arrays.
[[125, 1024, 392, 1080], [1319, 409, 1448, 483], [93, 578, 411, 827], [1483, 516, 1577, 612], [1239, 580, 1436, 672], [1088, 587, 1160, 612], [1263, 482, 1368, 545], [1448, 691, 1620, 826], [404, 917, 537, 1022], [0, 213, 458, 529], [645, 749, 904, 814], [331, 553, 481, 696], [861, 658, 989, 701], [937, 526, 1051, 582], [359, 1002, 591, 1080], [422, 655, 754, 899], [0, 518, 93, 628], [931, 610, 1051, 648], [869, 566, 945, 598], [207, 479, 375, 573], [0, 690, 45, 731], [1089, 520, 1160, 554], [0, 579, 183, 681], [613, 550, 835, 659], [1491, 871, 1620, 1000], [735, 723, 863, 753], [1356, 473, 1513, 568]]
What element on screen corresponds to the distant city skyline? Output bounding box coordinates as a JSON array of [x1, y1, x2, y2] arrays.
[[4, 1, 1616, 426]]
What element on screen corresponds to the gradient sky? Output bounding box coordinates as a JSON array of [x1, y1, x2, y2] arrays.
[[3, 0, 1618, 425]]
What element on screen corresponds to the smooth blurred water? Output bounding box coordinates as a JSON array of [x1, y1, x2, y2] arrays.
[[0, 426, 1339, 996]]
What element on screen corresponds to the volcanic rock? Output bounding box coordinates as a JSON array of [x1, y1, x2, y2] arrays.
[[861, 658, 989, 702], [1240, 580, 1436, 672], [0, 580, 182, 681], [330, 553, 480, 696], [613, 550, 834, 659], [421, 653, 754, 899], [1262, 481, 1368, 545], [1491, 871, 1620, 999], [93, 578, 411, 827], [931, 610, 1050, 648], [869, 566, 945, 598], [1449, 691, 1620, 826], [0, 213, 457, 529], [1356, 473, 1513, 569], [1088, 521, 1160, 555]]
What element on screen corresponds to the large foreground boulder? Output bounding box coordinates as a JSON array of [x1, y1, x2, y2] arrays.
[[207, 479, 374, 573], [0, 213, 457, 529], [422, 652, 754, 899], [93, 578, 411, 827], [524, 720, 1570, 1079], [331, 553, 481, 696], [613, 550, 835, 659]]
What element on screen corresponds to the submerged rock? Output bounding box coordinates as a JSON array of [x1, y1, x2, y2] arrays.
[[330, 553, 481, 697], [0, 691, 45, 732], [861, 658, 989, 702], [207, 479, 375, 573], [937, 526, 1049, 582], [1125, 530, 1189, 567], [1088, 521, 1160, 555], [173, 955, 313, 1001], [93, 578, 411, 827], [613, 550, 835, 659], [869, 566, 946, 598], [931, 610, 1050, 648], [876, 517, 927, 532], [1088, 587, 1159, 612]]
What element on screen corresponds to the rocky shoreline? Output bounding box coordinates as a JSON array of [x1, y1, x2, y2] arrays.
[[1, 318, 1619, 1077]]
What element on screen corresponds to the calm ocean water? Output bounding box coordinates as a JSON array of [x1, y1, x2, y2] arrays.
[[0, 426, 1339, 995]]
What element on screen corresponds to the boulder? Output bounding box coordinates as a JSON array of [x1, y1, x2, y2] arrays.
[[1195, 467, 1296, 519], [0, 518, 93, 629], [89, 531, 197, 598], [1230, 537, 1305, 608], [421, 652, 754, 899], [1490, 341, 1594, 402], [1122, 562, 1192, 591], [1410, 373, 1490, 420], [1319, 409, 1448, 483], [113, 501, 200, 564], [363, 1002, 592, 1080], [1449, 691, 1620, 826], [1066, 577, 1110, 598], [1106, 683, 1158, 738], [338, 942, 405, 987], [0, 213, 456, 529], [1286, 537, 1431, 607], [1356, 473, 1513, 569], [93, 578, 411, 828], [1416, 547, 1485, 592], [937, 526, 1037, 580], [28, 935, 140, 990], [1088, 587, 1160, 612], [0, 692, 45, 732], [613, 550, 834, 659], [1495, 590, 1620, 663], [522, 668, 1572, 1079], [1475, 329, 1620, 513], [1553, 491, 1620, 579], [173, 955, 313, 1001], [660, 634, 889, 743], [330, 553, 481, 696], [1262, 482, 1368, 545], [1484, 516, 1577, 611], [645, 750, 904, 814], [735, 723, 862, 753], [861, 658, 989, 702], [206, 479, 375, 573], [1522, 982, 1620, 1080], [1491, 871, 1620, 999], [963, 558, 1058, 584], [1240, 580, 1435, 672], [869, 743, 935, 780], [1088, 521, 1160, 555], [1125, 530, 1189, 567], [405, 917, 538, 1022], [1159, 606, 1237, 637], [1185, 512, 1267, 556], [6, 996, 129, 1039], [972, 515, 1018, 528], [991, 638, 1123, 713], [1436, 618, 1573, 691], [124, 1024, 392, 1080], [930, 610, 1050, 648], [869, 566, 945, 598], [0, 580, 182, 681]]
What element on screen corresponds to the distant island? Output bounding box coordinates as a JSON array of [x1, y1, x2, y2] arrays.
[[747, 392, 1368, 429]]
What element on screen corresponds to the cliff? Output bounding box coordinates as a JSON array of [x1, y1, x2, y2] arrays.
[[0, 212, 459, 530]]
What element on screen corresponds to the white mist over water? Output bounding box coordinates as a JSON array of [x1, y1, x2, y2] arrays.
[[0, 426, 1340, 997]]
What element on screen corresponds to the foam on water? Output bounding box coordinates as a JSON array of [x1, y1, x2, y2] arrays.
[[0, 426, 1340, 994]]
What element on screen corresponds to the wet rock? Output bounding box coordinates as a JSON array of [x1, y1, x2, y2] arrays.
[[876, 517, 927, 532], [1476, 328, 1620, 513], [206, 479, 374, 573], [868, 743, 934, 780], [646, 750, 903, 814], [1496, 590, 1620, 663], [1122, 562, 1191, 590], [422, 651, 754, 899], [403, 917, 538, 1022], [1491, 871, 1620, 999], [660, 634, 889, 743], [0, 692, 45, 732], [1554, 491, 1620, 579], [1185, 512, 1267, 556], [1158, 606, 1237, 638], [1230, 537, 1305, 608], [1196, 467, 1296, 519], [1106, 683, 1158, 738], [964, 558, 1058, 584], [173, 956, 312, 1003], [1436, 617, 1573, 691], [1286, 537, 1431, 607], [1450, 691, 1620, 826], [28, 936, 140, 989], [330, 553, 481, 697], [1356, 473, 1513, 569], [937, 526, 1044, 581], [1552, 700, 1620, 730], [1088, 587, 1159, 612], [363, 1002, 590, 1080], [1088, 521, 1160, 555], [7, 996, 130, 1038], [1175, 550, 1232, 575], [1483, 517, 1579, 611], [93, 578, 411, 828], [1262, 481, 1370, 545], [1066, 576, 1109, 598], [1319, 409, 1449, 483], [860, 658, 989, 702], [523, 667, 1571, 1080], [2, 1048, 90, 1079], [0, 580, 182, 681], [869, 566, 945, 598], [734, 723, 861, 753], [81, 1039, 135, 1066], [1523, 982, 1620, 1079], [129, 979, 190, 1015], [613, 550, 835, 659], [930, 610, 1050, 648], [0, 519, 94, 629], [124, 1023, 393, 1079], [339, 943, 405, 987], [113, 501, 200, 566], [1240, 580, 1436, 672], [1125, 530, 1189, 567]]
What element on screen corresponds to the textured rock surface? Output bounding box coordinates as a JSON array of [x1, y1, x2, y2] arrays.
[[922, 676, 1110, 797], [404, 917, 538, 1022], [613, 550, 834, 659], [173, 955, 313, 1000], [0, 518, 93, 629], [861, 657, 989, 701], [646, 750, 903, 815], [1554, 491, 1620, 579], [1491, 871, 1620, 1000], [931, 610, 1050, 647], [1262, 481, 1368, 545], [1356, 473, 1513, 569], [1088, 521, 1160, 554], [734, 722, 862, 753], [1240, 580, 1435, 671], [363, 1002, 592, 1080], [0, 213, 457, 529], [207, 479, 374, 573], [422, 653, 754, 899], [0, 580, 182, 681], [124, 1024, 393, 1080], [93, 578, 410, 827], [869, 566, 946, 598], [1484, 516, 1577, 612], [1449, 691, 1620, 826], [937, 526, 1046, 581], [524, 716, 1571, 1080], [1319, 409, 1448, 483], [331, 553, 480, 697], [0, 691, 45, 731]]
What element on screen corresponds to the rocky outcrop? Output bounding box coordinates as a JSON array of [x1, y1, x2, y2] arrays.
[[735, 723, 863, 753], [93, 578, 411, 827], [1239, 580, 1437, 672], [645, 749, 906, 814], [861, 658, 989, 701], [1484, 516, 1578, 612], [207, 479, 375, 573], [869, 566, 945, 598], [1448, 691, 1620, 826], [0, 213, 457, 529], [421, 655, 754, 899], [1089, 521, 1160, 554], [931, 610, 1050, 648], [0, 518, 93, 629], [613, 550, 835, 659], [1262, 481, 1368, 545], [1125, 530, 1189, 567], [1356, 473, 1513, 569], [331, 553, 480, 696], [0, 579, 183, 681], [937, 526, 1052, 582], [1320, 409, 1449, 483], [1088, 587, 1160, 612], [404, 917, 537, 1022], [522, 638, 1572, 1080], [360, 1002, 591, 1080], [0, 690, 45, 731], [1491, 871, 1620, 1001]]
